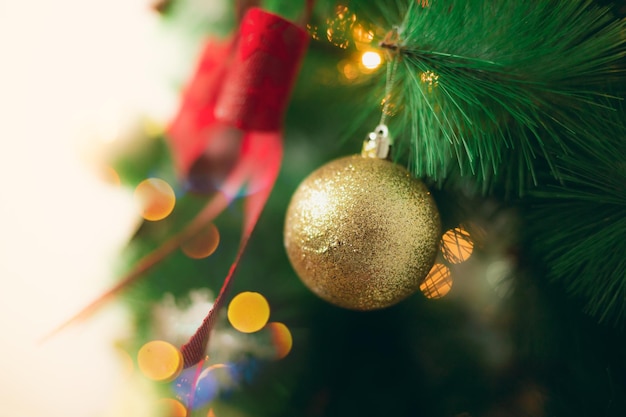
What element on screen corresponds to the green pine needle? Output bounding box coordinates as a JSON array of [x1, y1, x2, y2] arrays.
[[527, 109, 626, 324], [374, 0, 626, 194], [358, 0, 626, 322]]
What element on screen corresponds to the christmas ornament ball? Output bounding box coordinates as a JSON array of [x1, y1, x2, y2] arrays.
[[284, 155, 441, 310]]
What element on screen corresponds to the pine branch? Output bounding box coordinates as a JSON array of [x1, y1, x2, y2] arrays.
[[375, 0, 626, 194], [526, 116, 626, 323], [358, 0, 626, 322]]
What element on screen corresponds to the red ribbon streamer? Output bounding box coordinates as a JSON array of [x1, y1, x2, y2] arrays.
[[175, 8, 309, 367], [180, 130, 283, 367], [168, 38, 237, 177]]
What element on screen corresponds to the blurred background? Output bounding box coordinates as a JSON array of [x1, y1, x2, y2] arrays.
[[1, 0, 625, 416]]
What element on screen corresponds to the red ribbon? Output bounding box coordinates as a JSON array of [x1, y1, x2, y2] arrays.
[[215, 8, 310, 131], [179, 130, 283, 367], [167, 37, 236, 178], [169, 8, 309, 367]]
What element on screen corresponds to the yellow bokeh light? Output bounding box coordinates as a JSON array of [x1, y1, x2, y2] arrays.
[[137, 340, 183, 382], [352, 24, 374, 44], [420, 263, 453, 299], [207, 408, 216, 417], [361, 51, 382, 70], [325, 4, 356, 49], [181, 223, 220, 259], [267, 322, 293, 360], [156, 398, 187, 417], [441, 226, 474, 264], [227, 292, 270, 333], [134, 178, 176, 221], [339, 60, 359, 80]]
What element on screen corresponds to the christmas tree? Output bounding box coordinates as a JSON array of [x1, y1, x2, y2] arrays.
[[34, 0, 626, 416]]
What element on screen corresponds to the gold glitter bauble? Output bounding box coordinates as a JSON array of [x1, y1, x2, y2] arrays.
[[284, 155, 441, 310]]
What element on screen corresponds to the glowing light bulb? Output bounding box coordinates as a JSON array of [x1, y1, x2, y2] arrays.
[[441, 226, 474, 264], [157, 398, 187, 417], [137, 340, 183, 382], [420, 263, 453, 299], [267, 322, 293, 359], [134, 178, 176, 221], [352, 24, 374, 43], [181, 223, 220, 259], [227, 292, 270, 333], [339, 60, 359, 80], [361, 51, 382, 70]]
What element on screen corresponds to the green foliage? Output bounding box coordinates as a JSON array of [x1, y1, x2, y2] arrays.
[[371, 0, 626, 194], [112, 135, 176, 187], [105, 1, 626, 415], [341, 0, 626, 322], [526, 110, 626, 323]]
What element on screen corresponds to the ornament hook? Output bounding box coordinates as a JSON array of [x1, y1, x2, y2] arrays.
[[362, 124, 390, 159]]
